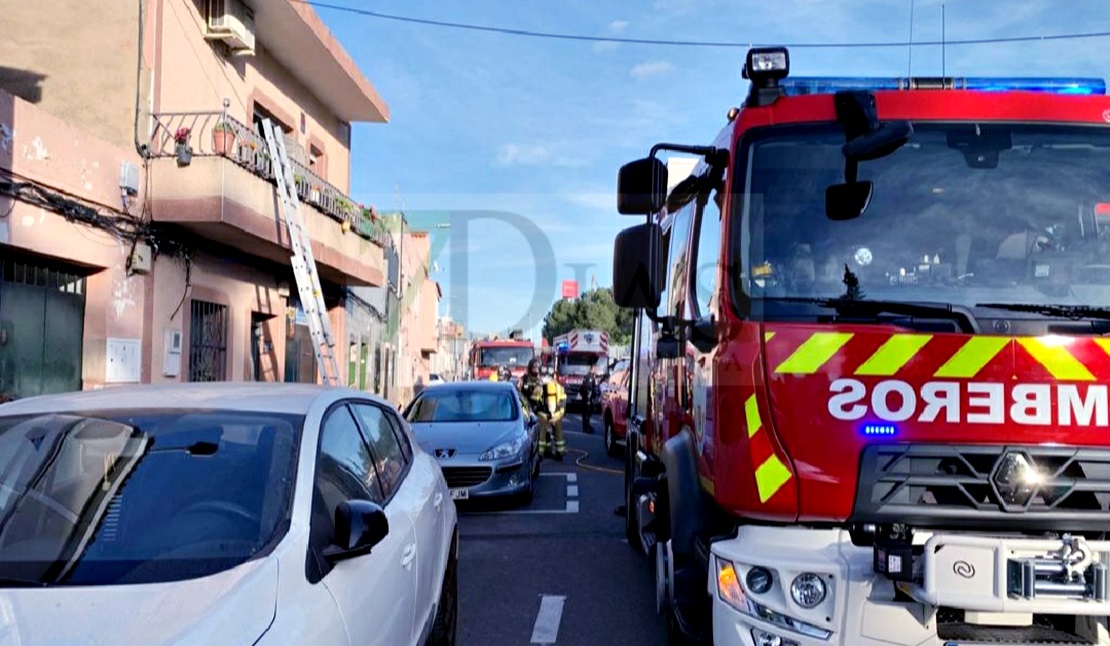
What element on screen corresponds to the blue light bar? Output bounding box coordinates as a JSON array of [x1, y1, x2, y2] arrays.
[[780, 76, 1106, 96], [862, 423, 898, 437]]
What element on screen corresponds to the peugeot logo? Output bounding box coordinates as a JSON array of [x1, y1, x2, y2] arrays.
[[435, 449, 456, 460], [991, 451, 1042, 508]]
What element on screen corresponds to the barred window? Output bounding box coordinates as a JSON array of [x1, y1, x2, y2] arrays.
[[189, 300, 228, 382]]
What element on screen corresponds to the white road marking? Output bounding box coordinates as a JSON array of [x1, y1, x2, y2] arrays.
[[462, 472, 580, 515], [530, 595, 566, 644]]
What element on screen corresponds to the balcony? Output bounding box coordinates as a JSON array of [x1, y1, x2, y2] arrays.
[[147, 111, 387, 287]]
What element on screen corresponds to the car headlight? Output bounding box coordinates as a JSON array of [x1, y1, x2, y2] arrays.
[[479, 436, 525, 461]]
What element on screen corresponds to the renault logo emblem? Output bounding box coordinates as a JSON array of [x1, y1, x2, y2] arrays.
[[991, 451, 1042, 508]]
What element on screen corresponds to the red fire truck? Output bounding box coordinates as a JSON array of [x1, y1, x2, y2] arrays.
[[467, 332, 534, 381], [552, 329, 609, 410], [613, 46, 1110, 645]]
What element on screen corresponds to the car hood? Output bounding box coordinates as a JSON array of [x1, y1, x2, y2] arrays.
[[0, 557, 277, 645], [410, 420, 524, 456]]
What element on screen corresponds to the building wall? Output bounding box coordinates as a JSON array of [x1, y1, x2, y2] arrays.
[[0, 89, 149, 391], [0, 0, 143, 151], [155, 0, 352, 191]]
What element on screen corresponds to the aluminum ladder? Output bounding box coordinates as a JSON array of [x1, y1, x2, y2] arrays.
[[260, 119, 341, 386]]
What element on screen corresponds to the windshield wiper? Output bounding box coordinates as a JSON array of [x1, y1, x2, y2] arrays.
[[765, 297, 980, 333], [976, 302, 1110, 321]]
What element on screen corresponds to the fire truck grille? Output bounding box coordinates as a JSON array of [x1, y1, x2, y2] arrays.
[[852, 445, 1110, 531]]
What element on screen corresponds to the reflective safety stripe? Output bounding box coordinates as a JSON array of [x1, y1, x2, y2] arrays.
[[745, 394, 762, 438], [745, 393, 792, 503], [755, 455, 792, 504], [855, 334, 932, 376], [1018, 338, 1095, 381], [774, 332, 853, 374], [764, 331, 776, 342], [933, 337, 1008, 378], [1096, 338, 1110, 356]]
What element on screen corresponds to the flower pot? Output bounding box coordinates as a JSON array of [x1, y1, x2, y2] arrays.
[[213, 129, 236, 155], [176, 143, 193, 167]]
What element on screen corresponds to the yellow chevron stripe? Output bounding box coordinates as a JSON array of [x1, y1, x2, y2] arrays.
[[855, 334, 932, 376], [745, 394, 762, 438], [1096, 338, 1110, 357], [764, 331, 776, 342], [934, 337, 1009, 378], [774, 332, 854, 374], [755, 454, 792, 503], [1018, 338, 1095, 381]]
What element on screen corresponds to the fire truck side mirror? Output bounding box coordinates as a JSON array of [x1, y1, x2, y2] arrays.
[[826, 181, 874, 221], [617, 157, 668, 215], [613, 223, 664, 310]]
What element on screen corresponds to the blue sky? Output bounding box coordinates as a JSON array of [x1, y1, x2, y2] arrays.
[[317, 0, 1110, 338]]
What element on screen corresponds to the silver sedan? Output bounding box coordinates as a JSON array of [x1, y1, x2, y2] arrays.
[[403, 381, 540, 504]]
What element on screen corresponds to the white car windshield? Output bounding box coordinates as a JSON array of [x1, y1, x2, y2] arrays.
[[0, 409, 301, 587], [740, 123, 1110, 312]]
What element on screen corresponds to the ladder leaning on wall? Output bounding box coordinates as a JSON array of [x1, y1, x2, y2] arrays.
[[260, 118, 341, 387]]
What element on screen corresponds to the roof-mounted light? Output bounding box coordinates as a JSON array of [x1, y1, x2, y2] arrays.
[[779, 76, 1106, 96], [743, 47, 790, 83]]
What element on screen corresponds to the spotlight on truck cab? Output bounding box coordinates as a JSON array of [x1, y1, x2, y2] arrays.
[[744, 47, 790, 107]]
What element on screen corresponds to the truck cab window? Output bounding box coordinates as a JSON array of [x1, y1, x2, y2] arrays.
[[691, 187, 724, 318]]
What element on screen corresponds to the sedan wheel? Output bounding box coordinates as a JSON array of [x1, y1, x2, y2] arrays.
[[605, 417, 619, 458], [428, 536, 458, 646]]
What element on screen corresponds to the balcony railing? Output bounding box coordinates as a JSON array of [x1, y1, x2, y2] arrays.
[[149, 111, 389, 247]]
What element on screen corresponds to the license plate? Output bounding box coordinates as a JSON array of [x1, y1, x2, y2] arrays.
[[449, 488, 469, 500]]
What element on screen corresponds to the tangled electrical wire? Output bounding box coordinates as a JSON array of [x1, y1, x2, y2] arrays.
[[0, 168, 190, 262]]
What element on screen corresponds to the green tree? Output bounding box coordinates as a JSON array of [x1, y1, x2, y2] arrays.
[[541, 287, 633, 346]]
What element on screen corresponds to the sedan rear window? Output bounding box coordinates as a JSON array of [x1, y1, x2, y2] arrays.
[[407, 390, 518, 423], [0, 409, 301, 587]]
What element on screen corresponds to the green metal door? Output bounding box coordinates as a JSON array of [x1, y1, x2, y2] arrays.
[[0, 257, 85, 399]]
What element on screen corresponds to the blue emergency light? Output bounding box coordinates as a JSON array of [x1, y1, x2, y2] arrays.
[[780, 76, 1106, 96], [862, 423, 898, 437]]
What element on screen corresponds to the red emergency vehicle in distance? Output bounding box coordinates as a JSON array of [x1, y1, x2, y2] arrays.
[[612, 46, 1110, 645], [551, 329, 609, 410], [467, 331, 533, 381]]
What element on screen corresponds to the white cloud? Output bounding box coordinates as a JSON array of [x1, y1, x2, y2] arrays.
[[495, 144, 551, 166], [609, 20, 629, 33], [630, 60, 675, 79]]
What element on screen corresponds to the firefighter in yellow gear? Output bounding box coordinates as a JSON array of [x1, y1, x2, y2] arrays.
[[519, 359, 565, 460]]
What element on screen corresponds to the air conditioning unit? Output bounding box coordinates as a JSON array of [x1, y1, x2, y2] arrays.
[[205, 0, 256, 54]]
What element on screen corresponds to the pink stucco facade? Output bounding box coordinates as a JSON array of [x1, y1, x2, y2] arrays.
[[0, 0, 390, 397]]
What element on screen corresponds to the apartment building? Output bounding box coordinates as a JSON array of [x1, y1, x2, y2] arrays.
[[0, 0, 391, 398]]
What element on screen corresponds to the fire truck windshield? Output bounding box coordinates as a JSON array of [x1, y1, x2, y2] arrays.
[[479, 346, 534, 367], [557, 353, 608, 375], [739, 123, 1110, 314]]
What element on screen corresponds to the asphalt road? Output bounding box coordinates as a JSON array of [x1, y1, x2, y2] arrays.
[[455, 413, 668, 646]]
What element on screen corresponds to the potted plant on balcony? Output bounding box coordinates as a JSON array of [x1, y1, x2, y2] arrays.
[[174, 127, 193, 166], [212, 121, 236, 155]]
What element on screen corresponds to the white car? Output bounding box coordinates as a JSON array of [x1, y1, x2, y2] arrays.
[[0, 383, 458, 646]]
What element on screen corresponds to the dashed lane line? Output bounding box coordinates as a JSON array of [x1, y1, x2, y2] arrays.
[[530, 595, 567, 645]]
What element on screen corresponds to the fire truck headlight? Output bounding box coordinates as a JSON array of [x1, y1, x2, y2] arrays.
[[745, 47, 790, 82], [790, 573, 827, 608], [716, 558, 747, 611]]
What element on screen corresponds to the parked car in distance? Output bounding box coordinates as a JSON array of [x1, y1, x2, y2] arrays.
[[0, 383, 458, 646], [403, 381, 540, 504], [600, 365, 631, 457]]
